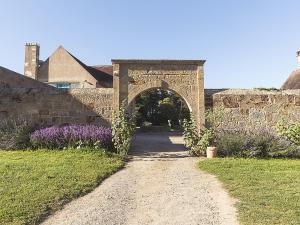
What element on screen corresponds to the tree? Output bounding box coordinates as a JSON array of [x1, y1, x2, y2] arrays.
[[134, 89, 190, 126]]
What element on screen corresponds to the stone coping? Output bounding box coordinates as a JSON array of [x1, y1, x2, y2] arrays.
[[111, 59, 205, 65], [213, 88, 300, 95], [0, 87, 114, 94]]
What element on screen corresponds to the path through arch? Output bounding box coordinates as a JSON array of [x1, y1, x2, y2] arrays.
[[42, 131, 239, 225]]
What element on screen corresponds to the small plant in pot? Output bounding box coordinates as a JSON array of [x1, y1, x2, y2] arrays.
[[203, 109, 224, 158], [201, 128, 217, 158], [187, 127, 216, 157]]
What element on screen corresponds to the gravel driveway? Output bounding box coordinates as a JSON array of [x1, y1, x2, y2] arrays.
[[42, 132, 239, 225]]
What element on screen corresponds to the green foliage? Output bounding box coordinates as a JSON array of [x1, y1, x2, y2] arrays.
[[0, 149, 123, 225], [254, 87, 280, 91], [245, 135, 279, 158], [0, 117, 37, 150], [183, 117, 214, 156], [112, 102, 136, 156], [276, 121, 300, 146], [199, 158, 300, 225], [157, 97, 177, 125], [217, 133, 245, 157], [205, 108, 224, 128], [182, 117, 199, 150], [190, 128, 214, 156], [135, 89, 190, 126]]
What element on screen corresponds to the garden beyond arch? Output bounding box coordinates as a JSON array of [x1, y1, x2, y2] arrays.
[[112, 60, 205, 130]]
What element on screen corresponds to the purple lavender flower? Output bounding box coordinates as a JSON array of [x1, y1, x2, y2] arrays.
[[30, 124, 112, 149]]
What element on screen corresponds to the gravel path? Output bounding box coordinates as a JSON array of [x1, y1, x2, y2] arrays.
[[42, 132, 239, 225]]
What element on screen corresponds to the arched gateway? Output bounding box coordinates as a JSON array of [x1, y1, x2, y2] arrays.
[[112, 60, 205, 130]]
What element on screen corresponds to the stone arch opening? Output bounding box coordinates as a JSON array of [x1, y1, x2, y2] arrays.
[[112, 60, 205, 130], [128, 86, 192, 111], [128, 87, 191, 128]]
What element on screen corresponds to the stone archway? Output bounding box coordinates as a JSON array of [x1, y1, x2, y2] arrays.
[[112, 60, 205, 130]]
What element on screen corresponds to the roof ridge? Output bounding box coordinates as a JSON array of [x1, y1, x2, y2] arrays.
[[91, 65, 112, 67]]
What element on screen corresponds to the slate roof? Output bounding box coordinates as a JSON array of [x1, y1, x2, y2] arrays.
[[92, 65, 113, 76], [66, 51, 113, 88]]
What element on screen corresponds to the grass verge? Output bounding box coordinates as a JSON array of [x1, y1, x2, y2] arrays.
[[0, 149, 124, 225], [199, 158, 300, 225]]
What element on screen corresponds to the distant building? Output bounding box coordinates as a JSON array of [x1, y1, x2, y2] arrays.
[[281, 51, 300, 90], [24, 43, 113, 88]]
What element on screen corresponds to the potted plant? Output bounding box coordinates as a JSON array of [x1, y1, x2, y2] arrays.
[[206, 146, 217, 158], [191, 128, 216, 157], [203, 128, 217, 158]]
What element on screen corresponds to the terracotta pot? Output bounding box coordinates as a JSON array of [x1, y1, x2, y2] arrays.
[[206, 146, 217, 159]]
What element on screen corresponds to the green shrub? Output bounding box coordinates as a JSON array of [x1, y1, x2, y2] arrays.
[[183, 117, 214, 156], [276, 121, 300, 146], [205, 108, 224, 128], [244, 134, 278, 158], [0, 117, 37, 150], [190, 128, 214, 156], [217, 133, 245, 157], [182, 117, 199, 150], [112, 102, 136, 156], [254, 87, 280, 91]]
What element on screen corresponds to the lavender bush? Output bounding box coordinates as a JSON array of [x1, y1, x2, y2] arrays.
[[30, 124, 112, 150], [0, 117, 37, 150], [216, 124, 299, 158]]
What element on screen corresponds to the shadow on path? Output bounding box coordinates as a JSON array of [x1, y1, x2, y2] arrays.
[[130, 131, 189, 160]]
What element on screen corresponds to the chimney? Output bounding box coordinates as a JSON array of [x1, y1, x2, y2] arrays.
[[24, 43, 40, 79], [297, 51, 300, 69]]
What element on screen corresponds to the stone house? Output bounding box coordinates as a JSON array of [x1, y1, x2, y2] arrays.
[[24, 43, 113, 88]]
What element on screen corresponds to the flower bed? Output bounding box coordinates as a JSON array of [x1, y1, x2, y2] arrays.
[[30, 125, 112, 149]]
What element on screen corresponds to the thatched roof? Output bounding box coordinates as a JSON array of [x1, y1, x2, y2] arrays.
[[281, 69, 300, 90]]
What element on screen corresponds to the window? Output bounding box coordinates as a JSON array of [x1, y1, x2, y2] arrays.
[[48, 82, 81, 89]]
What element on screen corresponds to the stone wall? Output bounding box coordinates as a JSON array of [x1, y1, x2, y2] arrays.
[[213, 89, 300, 131], [204, 89, 228, 108], [4, 62, 300, 132], [0, 87, 113, 127]]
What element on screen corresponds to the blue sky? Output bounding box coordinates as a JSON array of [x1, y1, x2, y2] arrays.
[[0, 0, 299, 88]]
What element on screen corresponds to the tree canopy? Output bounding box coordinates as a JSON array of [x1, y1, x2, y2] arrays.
[[134, 89, 190, 127]]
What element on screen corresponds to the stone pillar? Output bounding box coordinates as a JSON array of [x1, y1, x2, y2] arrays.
[[197, 64, 205, 131], [24, 43, 40, 79], [112, 62, 128, 111]]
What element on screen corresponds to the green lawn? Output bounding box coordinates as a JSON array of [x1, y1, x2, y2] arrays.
[[199, 158, 300, 225], [0, 150, 124, 225]]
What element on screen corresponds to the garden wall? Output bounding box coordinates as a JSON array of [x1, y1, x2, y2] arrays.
[[204, 89, 228, 108], [213, 89, 300, 131], [0, 87, 114, 127], [2, 63, 300, 130]]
